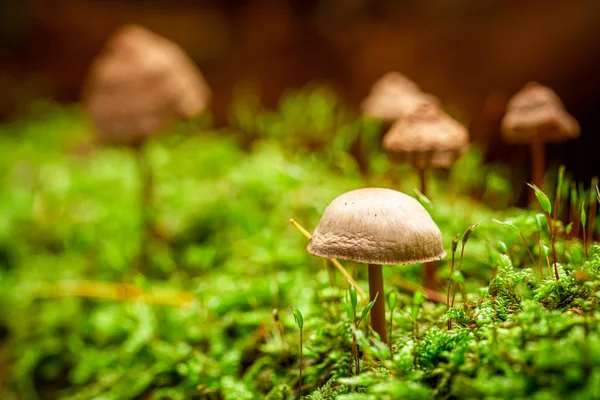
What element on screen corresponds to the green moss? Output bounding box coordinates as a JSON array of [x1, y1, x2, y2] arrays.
[[1, 91, 599, 399]]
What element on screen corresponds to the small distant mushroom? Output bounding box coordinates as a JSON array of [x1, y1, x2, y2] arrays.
[[307, 188, 446, 345], [381, 104, 467, 290], [362, 72, 440, 124], [382, 103, 469, 196], [83, 24, 211, 145], [371, 72, 422, 94], [501, 82, 579, 195], [82, 24, 211, 269]]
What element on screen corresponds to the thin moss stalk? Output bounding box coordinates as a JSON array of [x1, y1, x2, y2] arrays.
[[569, 182, 578, 239], [553, 166, 565, 232], [528, 184, 558, 280], [290, 307, 304, 397], [519, 231, 537, 267], [348, 285, 359, 376], [574, 182, 585, 238], [451, 223, 479, 309], [411, 290, 424, 370], [387, 291, 397, 345], [587, 177, 598, 247], [354, 306, 359, 376], [447, 234, 460, 329], [272, 308, 288, 365], [547, 212, 559, 279], [450, 244, 467, 309], [493, 219, 536, 267], [492, 281, 498, 345], [535, 214, 544, 277], [582, 202, 588, 260], [537, 231, 543, 277]]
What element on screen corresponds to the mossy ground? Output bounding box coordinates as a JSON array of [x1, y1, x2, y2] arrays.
[[0, 92, 599, 399]]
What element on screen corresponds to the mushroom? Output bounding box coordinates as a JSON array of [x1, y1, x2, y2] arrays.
[[501, 82, 579, 196], [381, 104, 467, 290], [83, 24, 211, 146], [370, 71, 423, 95], [82, 24, 211, 269], [382, 103, 469, 196], [307, 188, 446, 344], [362, 72, 440, 124]]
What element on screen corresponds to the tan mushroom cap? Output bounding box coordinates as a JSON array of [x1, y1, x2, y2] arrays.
[[370, 72, 423, 95], [361, 72, 440, 122], [382, 103, 469, 169], [307, 188, 446, 265], [83, 24, 211, 145], [501, 82, 580, 144]]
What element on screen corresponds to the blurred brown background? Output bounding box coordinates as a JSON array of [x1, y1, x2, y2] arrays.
[[1, 0, 599, 180]]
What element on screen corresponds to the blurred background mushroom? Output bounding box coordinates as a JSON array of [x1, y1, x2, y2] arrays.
[[83, 24, 211, 146], [501, 82, 579, 201], [361, 71, 440, 125], [382, 103, 469, 196], [381, 103, 468, 289], [83, 24, 211, 270]]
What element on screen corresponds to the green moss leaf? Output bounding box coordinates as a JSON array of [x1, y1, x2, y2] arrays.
[[361, 292, 378, 321], [290, 307, 303, 330], [527, 183, 552, 214]]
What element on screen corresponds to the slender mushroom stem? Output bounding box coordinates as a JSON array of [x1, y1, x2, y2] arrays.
[[135, 143, 153, 272], [415, 166, 438, 289], [417, 167, 427, 197], [530, 138, 546, 203], [368, 264, 388, 345], [423, 262, 437, 290]]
